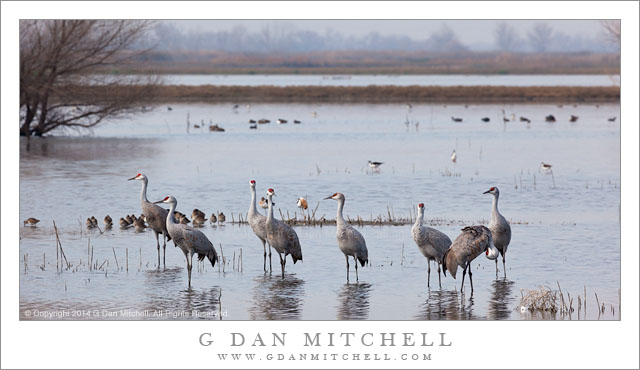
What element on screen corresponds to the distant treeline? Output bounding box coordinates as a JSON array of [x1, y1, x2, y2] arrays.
[[62, 85, 620, 104], [117, 50, 620, 75]]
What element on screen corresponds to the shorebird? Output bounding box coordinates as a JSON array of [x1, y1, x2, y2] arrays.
[[293, 120, 301, 124], [209, 213, 217, 224], [258, 119, 270, 124], [217, 212, 226, 224], [119, 217, 130, 229], [249, 124, 257, 129], [545, 114, 556, 122], [411, 203, 452, 288], [191, 209, 205, 220], [608, 117, 616, 122], [86, 218, 96, 229], [248, 180, 272, 272], [569, 115, 579, 122], [483, 187, 512, 277], [133, 217, 146, 232], [154, 196, 218, 287], [325, 192, 368, 282], [128, 173, 172, 268], [520, 116, 531, 123], [450, 150, 457, 163], [265, 188, 303, 277], [368, 161, 383, 172], [23, 218, 40, 227], [192, 215, 206, 227], [451, 116, 463, 122], [297, 197, 308, 211], [167, 106, 172, 111], [249, 119, 256, 124], [259, 197, 269, 211], [540, 162, 553, 174], [443, 226, 499, 292], [277, 118, 288, 124]]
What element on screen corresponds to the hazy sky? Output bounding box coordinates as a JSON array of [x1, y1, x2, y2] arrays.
[[171, 20, 605, 49]]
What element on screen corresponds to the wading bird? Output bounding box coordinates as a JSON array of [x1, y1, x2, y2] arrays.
[[297, 197, 308, 211], [520, 116, 531, 123], [540, 162, 553, 174], [265, 188, 303, 278], [483, 187, 512, 277], [545, 114, 556, 122], [119, 217, 130, 229], [154, 196, 218, 287], [368, 161, 383, 172], [217, 212, 226, 224], [450, 150, 457, 163], [443, 226, 499, 292], [325, 192, 368, 282], [277, 118, 288, 124], [570, 115, 579, 122], [128, 173, 172, 268], [451, 116, 463, 122], [23, 218, 39, 227], [248, 180, 272, 272], [259, 197, 270, 211], [209, 213, 217, 224], [411, 203, 452, 288]]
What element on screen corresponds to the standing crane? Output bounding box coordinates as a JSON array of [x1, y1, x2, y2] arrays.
[[265, 188, 303, 278], [154, 196, 218, 287], [325, 192, 368, 282], [411, 203, 451, 288], [443, 225, 499, 292], [483, 186, 512, 277], [248, 180, 271, 272], [128, 173, 172, 268]]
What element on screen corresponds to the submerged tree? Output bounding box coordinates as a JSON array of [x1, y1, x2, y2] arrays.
[[20, 20, 160, 136]]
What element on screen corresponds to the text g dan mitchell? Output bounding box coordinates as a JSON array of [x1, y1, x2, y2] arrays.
[[199, 332, 452, 347]]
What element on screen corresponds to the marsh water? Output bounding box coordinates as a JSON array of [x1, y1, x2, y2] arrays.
[[19, 102, 620, 320]]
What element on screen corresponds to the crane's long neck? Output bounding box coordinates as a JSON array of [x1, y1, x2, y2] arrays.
[[336, 199, 346, 225], [266, 194, 274, 223], [140, 179, 149, 204], [249, 187, 257, 215], [167, 201, 177, 224], [415, 208, 424, 228], [491, 194, 500, 222]]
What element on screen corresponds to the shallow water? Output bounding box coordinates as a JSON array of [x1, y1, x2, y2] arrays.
[[154, 74, 621, 87], [19, 102, 620, 320]]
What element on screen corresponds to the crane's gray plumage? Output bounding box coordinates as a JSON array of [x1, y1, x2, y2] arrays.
[[326, 192, 368, 282], [248, 180, 272, 272], [155, 196, 218, 287], [443, 225, 498, 292], [484, 186, 512, 277], [265, 189, 303, 278], [411, 203, 451, 288], [128, 173, 172, 268]]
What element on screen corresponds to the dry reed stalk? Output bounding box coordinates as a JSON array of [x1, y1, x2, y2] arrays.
[[126, 248, 129, 272], [112, 247, 119, 270]]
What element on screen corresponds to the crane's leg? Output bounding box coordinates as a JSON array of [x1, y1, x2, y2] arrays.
[[468, 261, 474, 293], [461, 265, 467, 293], [502, 254, 507, 279], [495, 259, 499, 278], [427, 260, 431, 288], [354, 256, 359, 282], [162, 233, 167, 269], [154, 232, 161, 269], [262, 239, 267, 272], [278, 252, 285, 278], [437, 263, 442, 289], [345, 255, 350, 283], [268, 243, 273, 272]]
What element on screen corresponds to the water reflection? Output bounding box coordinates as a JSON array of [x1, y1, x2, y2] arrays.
[[415, 289, 479, 320], [487, 278, 516, 320], [248, 274, 305, 320], [336, 282, 372, 320]]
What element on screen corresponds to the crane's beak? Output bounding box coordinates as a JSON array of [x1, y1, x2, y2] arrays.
[[323, 195, 333, 200], [483, 189, 491, 194], [153, 199, 164, 204], [127, 176, 137, 181]]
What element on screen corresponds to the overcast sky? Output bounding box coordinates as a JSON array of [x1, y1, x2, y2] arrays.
[[171, 20, 605, 49]]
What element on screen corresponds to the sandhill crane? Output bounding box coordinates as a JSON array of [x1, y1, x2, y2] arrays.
[[484, 187, 512, 277], [154, 196, 218, 287], [411, 203, 452, 288], [128, 173, 172, 268], [450, 150, 457, 163], [23, 218, 39, 227], [248, 180, 272, 272], [368, 161, 383, 172], [265, 188, 303, 278], [325, 192, 368, 282], [443, 226, 499, 292]]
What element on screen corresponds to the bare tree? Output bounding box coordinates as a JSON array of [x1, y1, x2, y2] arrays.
[[494, 22, 518, 52], [20, 20, 160, 137], [600, 20, 620, 50], [528, 22, 554, 52]]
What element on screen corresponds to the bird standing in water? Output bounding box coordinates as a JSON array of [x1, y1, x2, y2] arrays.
[[483, 186, 512, 277], [411, 203, 451, 288]]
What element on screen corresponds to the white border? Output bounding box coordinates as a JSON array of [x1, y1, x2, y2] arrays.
[[2, 2, 638, 369]]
